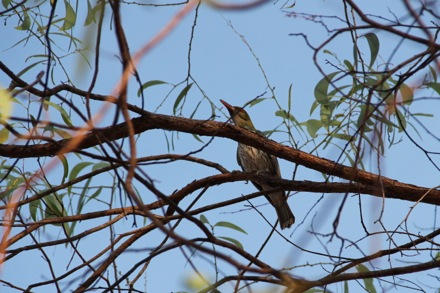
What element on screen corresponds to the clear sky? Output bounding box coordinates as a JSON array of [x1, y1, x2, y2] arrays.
[[1, 0, 439, 292]]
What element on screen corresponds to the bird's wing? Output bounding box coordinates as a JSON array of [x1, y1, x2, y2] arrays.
[[256, 130, 282, 178], [268, 153, 282, 177], [236, 147, 264, 191]]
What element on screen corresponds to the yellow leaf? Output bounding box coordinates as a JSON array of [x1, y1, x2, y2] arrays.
[[0, 87, 13, 121]]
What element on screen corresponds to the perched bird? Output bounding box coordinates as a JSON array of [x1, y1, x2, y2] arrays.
[[220, 99, 295, 229]]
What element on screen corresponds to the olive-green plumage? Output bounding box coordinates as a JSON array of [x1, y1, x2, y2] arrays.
[[220, 99, 295, 229]]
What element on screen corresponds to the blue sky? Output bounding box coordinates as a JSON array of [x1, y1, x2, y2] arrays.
[[1, 0, 439, 292]]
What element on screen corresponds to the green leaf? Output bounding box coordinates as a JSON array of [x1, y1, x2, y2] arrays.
[[15, 8, 31, 30], [87, 186, 102, 203], [426, 82, 440, 95], [248, 98, 266, 107], [429, 65, 437, 82], [53, 127, 72, 139], [192, 133, 203, 143], [84, 0, 96, 26], [314, 72, 339, 104], [43, 100, 73, 127], [275, 109, 297, 123], [43, 194, 66, 223], [173, 83, 193, 115], [287, 84, 293, 111], [0, 127, 9, 143], [69, 162, 93, 181], [399, 83, 413, 105], [2, 0, 12, 8], [0, 88, 13, 121], [92, 161, 110, 171], [137, 80, 168, 97], [412, 112, 433, 118], [219, 236, 244, 250], [395, 108, 406, 132], [309, 100, 319, 115], [1, 175, 25, 200], [357, 104, 374, 131], [364, 32, 380, 68], [16, 59, 46, 78], [68, 162, 93, 194], [356, 264, 377, 293], [57, 154, 69, 185], [343, 59, 353, 71], [29, 199, 41, 221], [200, 214, 210, 225], [353, 43, 359, 68], [331, 133, 353, 141], [305, 119, 322, 138], [320, 104, 332, 127], [214, 221, 248, 234], [76, 178, 92, 215], [61, 0, 76, 31], [323, 49, 335, 56]]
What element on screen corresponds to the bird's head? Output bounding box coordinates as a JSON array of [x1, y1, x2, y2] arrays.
[[220, 99, 256, 131]]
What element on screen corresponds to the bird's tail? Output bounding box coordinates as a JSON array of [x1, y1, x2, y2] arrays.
[[275, 203, 295, 230]]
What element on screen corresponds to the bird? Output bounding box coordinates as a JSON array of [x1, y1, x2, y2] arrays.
[[220, 99, 295, 229]]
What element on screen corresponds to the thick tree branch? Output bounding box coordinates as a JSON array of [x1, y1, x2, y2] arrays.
[[1, 112, 439, 206]]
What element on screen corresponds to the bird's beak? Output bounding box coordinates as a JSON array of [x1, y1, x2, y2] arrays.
[[220, 99, 236, 116]]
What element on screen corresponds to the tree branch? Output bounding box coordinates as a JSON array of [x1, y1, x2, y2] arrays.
[[1, 112, 439, 206]]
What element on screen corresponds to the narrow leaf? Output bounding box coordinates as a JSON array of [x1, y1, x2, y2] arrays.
[[92, 161, 110, 171], [331, 133, 353, 141], [57, 154, 69, 185], [320, 104, 332, 127], [395, 108, 407, 132], [353, 43, 359, 68], [364, 32, 380, 68], [249, 98, 266, 107], [275, 109, 297, 123], [0, 127, 9, 143], [16, 59, 46, 78], [84, 0, 96, 26], [68, 162, 93, 194], [86, 186, 102, 203], [343, 59, 353, 71], [399, 83, 413, 105], [29, 199, 41, 221], [61, 0, 77, 31], [426, 82, 440, 95], [287, 84, 293, 111], [309, 100, 319, 115], [429, 65, 437, 82], [192, 133, 203, 143], [214, 221, 248, 234], [314, 72, 339, 104], [43, 194, 65, 222], [200, 214, 210, 225], [219, 236, 244, 250], [305, 119, 322, 138], [53, 128, 72, 139], [137, 80, 168, 97], [356, 264, 377, 293], [2, 0, 12, 8], [173, 83, 193, 115], [15, 8, 31, 30], [0, 88, 13, 121], [43, 100, 73, 126]]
